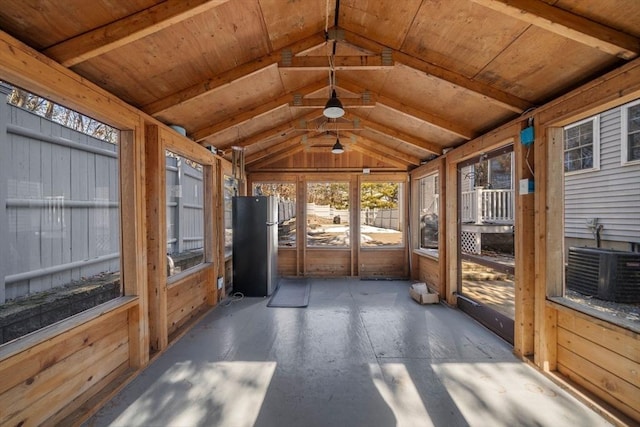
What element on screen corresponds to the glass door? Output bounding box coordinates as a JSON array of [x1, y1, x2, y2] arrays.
[[457, 146, 515, 344]]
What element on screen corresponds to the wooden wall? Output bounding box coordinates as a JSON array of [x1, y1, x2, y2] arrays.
[[248, 171, 409, 278], [1, 24, 640, 426], [555, 305, 640, 420], [0, 31, 225, 425]]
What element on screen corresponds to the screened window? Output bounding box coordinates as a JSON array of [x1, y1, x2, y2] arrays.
[[253, 182, 297, 247], [564, 117, 599, 173], [622, 99, 640, 164], [224, 175, 237, 257], [360, 182, 403, 247], [561, 109, 639, 329], [166, 152, 205, 277], [419, 173, 439, 251], [1, 84, 121, 345], [306, 182, 349, 247]]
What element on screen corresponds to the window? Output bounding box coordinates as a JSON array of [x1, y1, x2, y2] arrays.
[[223, 175, 237, 257], [564, 117, 600, 173], [561, 110, 639, 329], [360, 182, 403, 247], [622, 99, 640, 164], [166, 152, 205, 277], [418, 173, 439, 252], [1, 84, 121, 345], [253, 182, 297, 247], [306, 182, 349, 247]]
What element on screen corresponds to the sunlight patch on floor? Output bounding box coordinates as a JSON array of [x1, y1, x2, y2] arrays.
[[106, 361, 276, 427], [370, 363, 434, 427]]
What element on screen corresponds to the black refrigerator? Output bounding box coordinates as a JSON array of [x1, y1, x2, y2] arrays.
[[232, 196, 278, 297]]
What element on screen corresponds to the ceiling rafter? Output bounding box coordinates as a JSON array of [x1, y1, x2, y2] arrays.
[[142, 32, 327, 115], [346, 112, 442, 155], [343, 132, 421, 166], [190, 80, 327, 142], [247, 142, 308, 168], [44, 0, 232, 67], [246, 135, 305, 164], [337, 78, 475, 141], [470, 0, 640, 60], [209, 110, 324, 150], [342, 30, 532, 113]]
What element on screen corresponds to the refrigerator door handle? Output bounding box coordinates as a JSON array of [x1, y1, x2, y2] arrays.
[[266, 222, 277, 226]]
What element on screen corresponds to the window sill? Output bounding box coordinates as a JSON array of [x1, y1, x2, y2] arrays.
[[546, 296, 640, 334], [413, 248, 439, 260], [167, 262, 213, 286], [0, 295, 138, 360]]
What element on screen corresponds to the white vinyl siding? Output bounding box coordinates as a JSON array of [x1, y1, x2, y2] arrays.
[[564, 107, 640, 243]]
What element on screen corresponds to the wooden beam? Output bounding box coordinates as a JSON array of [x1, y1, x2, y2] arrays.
[[246, 136, 305, 164], [344, 132, 419, 166], [190, 80, 327, 142], [347, 111, 443, 155], [44, 0, 231, 67], [0, 31, 138, 130], [289, 97, 376, 109], [279, 55, 393, 71], [338, 78, 476, 140], [247, 143, 307, 169], [205, 110, 323, 150], [294, 120, 363, 131], [471, 0, 640, 60], [142, 32, 326, 115], [342, 30, 532, 113]]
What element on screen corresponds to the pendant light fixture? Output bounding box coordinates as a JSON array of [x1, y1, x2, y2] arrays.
[[331, 119, 344, 154], [323, 20, 344, 119], [331, 138, 344, 154], [324, 88, 344, 119]]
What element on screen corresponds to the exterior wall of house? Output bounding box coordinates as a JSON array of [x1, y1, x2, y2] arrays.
[[564, 106, 640, 248]]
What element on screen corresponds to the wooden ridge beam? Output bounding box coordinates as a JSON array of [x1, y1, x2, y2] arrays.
[[342, 30, 532, 113], [190, 80, 327, 142], [279, 55, 393, 71], [338, 78, 475, 141], [471, 0, 640, 60], [142, 32, 326, 115], [44, 0, 231, 67]]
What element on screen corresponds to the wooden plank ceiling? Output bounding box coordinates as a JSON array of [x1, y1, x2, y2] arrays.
[[1, 0, 639, 171]]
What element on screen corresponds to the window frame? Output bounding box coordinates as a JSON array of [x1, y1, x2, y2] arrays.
[[359, 180, 405, 249], [621, 98, 640, 166], [417, 172, 440, 255], [563, 116, 600, 175]]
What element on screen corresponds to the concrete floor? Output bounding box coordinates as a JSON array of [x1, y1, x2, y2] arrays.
[[86, 279, 611, 427]]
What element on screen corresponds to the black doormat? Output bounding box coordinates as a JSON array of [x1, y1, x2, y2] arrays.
[[267, 279, 311, 308]]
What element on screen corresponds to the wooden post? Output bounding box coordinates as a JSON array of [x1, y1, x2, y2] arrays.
[[475, 187, 484, 225], [445, 161, 459, 305], [120, 126, 149, 368], [533, 124, 560, 371], [204, 161, 217, 306], [514, 125, 536, 358], [144, 124, 168, 353], [437, 158, 447, 299]]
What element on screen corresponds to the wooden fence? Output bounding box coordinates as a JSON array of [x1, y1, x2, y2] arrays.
[[0, 95, 119, 303]]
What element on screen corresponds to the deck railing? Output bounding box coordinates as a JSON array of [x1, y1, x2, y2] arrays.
[[461, 187, 514, 224]]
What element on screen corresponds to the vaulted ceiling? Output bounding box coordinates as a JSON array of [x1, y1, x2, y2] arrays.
[[1, 0, 639, 170]]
